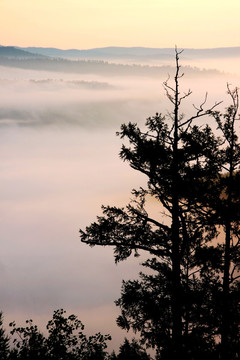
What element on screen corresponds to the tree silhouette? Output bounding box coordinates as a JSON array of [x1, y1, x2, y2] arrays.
[[80, 48, 222, 358], [205, 85, 240, 359]]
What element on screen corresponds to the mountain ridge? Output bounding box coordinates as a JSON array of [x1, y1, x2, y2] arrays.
[[1, 45, 239, 60], [0, 46, 45, 58]]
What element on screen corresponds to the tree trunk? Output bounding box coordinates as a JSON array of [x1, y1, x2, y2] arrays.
[[221, 169, 233, 359], [170, 48, 182, 359]]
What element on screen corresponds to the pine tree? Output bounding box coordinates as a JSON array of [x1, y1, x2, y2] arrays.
[[80, 49, 221, 358]]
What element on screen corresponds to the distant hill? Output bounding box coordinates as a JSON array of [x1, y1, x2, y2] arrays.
[[0, 46, 44, 58], [15, 46, 240, 61], [18, 46, 174, 60]]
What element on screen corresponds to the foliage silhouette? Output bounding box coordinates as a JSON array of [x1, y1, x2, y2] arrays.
[[8, 309, 111, 360], [2, 309, 152, 360]]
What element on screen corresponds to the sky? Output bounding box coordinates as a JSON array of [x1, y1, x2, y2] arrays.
[[1, 0, 240, 49]]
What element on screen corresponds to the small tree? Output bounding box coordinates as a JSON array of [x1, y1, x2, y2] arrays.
[[117, 338, 151, 360], [46, 309, 111, 360], [9, 318, 48, 360]]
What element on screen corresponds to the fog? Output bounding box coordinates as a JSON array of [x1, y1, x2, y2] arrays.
[[0, 57, 239, 351]]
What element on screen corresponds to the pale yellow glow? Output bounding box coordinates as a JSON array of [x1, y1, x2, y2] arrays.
[[1, 0, 240, 48]]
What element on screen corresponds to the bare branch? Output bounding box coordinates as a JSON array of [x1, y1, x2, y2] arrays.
[[179, 89, 193, 104], [163, 74, 176, 94], [179, 98, 223, 128]]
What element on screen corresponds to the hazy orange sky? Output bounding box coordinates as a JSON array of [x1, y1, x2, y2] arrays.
[[1, 0, 240, 49]]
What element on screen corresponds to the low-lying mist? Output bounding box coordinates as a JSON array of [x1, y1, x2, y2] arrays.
[[0, 57, 239, 351]]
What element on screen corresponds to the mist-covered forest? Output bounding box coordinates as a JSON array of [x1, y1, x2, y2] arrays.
[[0, 46, 240, 359], [0, 56, 222, 78]]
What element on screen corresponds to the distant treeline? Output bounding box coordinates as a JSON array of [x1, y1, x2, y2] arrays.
[[0, 78, 113, 89], [0, 56, 222, 77]]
